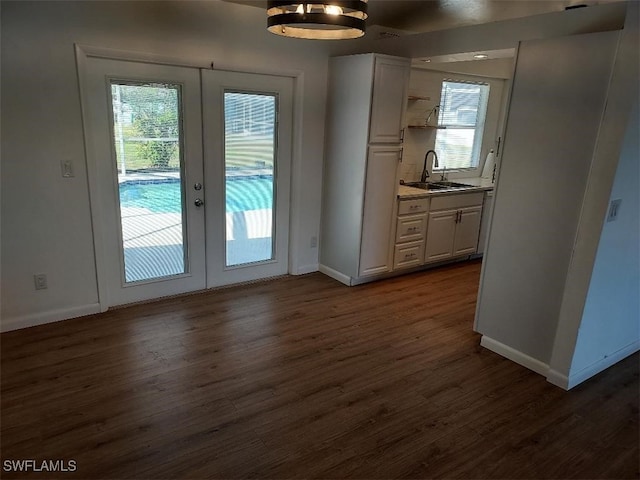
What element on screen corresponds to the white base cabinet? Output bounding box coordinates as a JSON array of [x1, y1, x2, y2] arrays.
[[393, 197, 429, 270], [424, 192, 484, 264], [453, 207, 483, 255], [394, 241, 425, 269], [424, 209, 458, 262]]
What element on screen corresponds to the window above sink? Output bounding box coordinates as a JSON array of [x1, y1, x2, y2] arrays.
[[403, 61, 509, 183], [434, 80, 490, 172]]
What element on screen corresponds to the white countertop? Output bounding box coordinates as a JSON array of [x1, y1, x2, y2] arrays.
[[398, 176, 495, 198]]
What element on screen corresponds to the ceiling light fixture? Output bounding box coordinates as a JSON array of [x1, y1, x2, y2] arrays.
[[267, 1, 368, 40], [473, 54, 489, 59]]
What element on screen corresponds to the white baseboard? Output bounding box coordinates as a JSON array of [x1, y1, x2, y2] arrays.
[[1, 304, 102, 332], [480, 335, 550, 377], [565, 340, 640, 389], [292, 263, 319, 275], [318, 264, 352, 286], [482, 336, 640, 390], [546, 369, 570, 390]]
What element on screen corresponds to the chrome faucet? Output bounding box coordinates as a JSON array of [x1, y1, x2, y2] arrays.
[[421, 150, 438, 183]]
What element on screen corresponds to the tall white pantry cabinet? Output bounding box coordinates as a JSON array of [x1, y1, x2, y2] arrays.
[[320, 54, 411, 286]]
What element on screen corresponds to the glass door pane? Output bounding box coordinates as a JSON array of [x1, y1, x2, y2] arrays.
[[223, 92, 277, 267], [110, 82, 187, 283]]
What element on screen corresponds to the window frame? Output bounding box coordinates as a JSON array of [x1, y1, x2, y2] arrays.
[[433, 79, 490, 176]]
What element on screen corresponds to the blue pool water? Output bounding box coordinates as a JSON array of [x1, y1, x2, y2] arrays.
[[119, 177, 273, 213]]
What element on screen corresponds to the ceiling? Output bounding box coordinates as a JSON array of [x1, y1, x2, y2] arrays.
[[221, 0, 622, 35], [412, 47, 515, 64]]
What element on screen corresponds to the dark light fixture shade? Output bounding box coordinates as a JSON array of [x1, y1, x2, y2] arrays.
[[267, 1, 368, 40]]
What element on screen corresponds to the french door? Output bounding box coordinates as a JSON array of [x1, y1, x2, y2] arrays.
[[81, 56, 292, 307], [202, 70, 292, 287]]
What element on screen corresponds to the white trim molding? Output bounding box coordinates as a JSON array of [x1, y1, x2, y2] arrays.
[[318, 264, 352, 286], [75, 44, 307, 79], [293, 263, 320, 275], [481, 335, 640, 390], [564, 340, 640, 390], [546, 369, 570, 390], [480, 335, 550, 377], [1, 304, 102, 333]]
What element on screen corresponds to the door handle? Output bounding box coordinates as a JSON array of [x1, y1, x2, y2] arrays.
[[194, 182, 203, 191], [194, 198, 204, 207]]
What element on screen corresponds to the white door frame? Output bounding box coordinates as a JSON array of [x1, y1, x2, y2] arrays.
[[76, 45, 302, 310]]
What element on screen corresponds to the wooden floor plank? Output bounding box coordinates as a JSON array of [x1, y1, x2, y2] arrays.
[[1, 261, 638, 479]]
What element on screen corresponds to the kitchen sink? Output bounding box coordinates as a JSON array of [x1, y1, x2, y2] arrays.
[[403, 181, 447, 190], [431, 181, 475, 188], [403, 181, 473, 190]]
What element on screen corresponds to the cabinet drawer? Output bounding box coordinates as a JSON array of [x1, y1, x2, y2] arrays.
[[430, 191, 484, 211], [398, 197, 429, 215], [394, 241, 424, 269], [396, 214, 426, 243]]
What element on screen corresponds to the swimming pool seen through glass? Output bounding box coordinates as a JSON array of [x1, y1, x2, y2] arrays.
[[119, 177, 274, 214]]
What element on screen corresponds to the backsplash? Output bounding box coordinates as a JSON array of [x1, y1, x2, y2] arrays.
[[401, 128, 435, 182]]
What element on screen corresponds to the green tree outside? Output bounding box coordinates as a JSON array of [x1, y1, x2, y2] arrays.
[[114, 84, 181, 171]]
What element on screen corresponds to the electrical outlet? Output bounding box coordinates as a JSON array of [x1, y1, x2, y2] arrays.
[[61, 159, 74, 178], [607, 199, 621, 222], [34, 273, 48, 290], [310, 236, 318, 248]]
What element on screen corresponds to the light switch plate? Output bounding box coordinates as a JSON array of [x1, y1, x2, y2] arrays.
[[607, 199, 621, 222]]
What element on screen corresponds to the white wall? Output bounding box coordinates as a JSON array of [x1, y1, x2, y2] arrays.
[[402, 68, 506, 182], [546, 0, 639, 389], [0, 1, 330, 330], [474, 28, 622, 374], [570, 102, 639, 377], [475, 1, 638, 388]]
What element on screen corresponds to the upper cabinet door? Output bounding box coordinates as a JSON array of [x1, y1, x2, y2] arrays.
[[369, 56, 410, 144]]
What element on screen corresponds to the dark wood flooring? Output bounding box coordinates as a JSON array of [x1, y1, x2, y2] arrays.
[[2, 260, 638, 479]]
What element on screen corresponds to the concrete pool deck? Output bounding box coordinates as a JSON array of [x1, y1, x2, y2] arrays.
[[118, 171, 274, 282]]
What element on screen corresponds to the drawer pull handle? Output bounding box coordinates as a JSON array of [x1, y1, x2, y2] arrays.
[[404, 253, 417, 259]]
